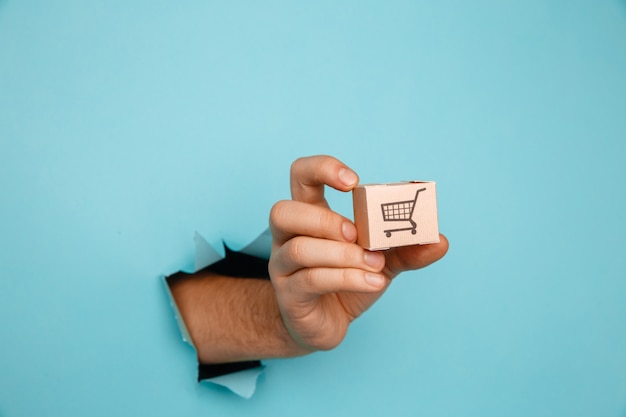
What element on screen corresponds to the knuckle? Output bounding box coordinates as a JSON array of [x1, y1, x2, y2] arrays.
[[318, 209, 340, 233], [341, 268, 357, 287], [269, 200, 291, 227], [343, 244, 361, 265], [316, 154, 334, 166], [267, 257, 279, 279], [300, 268, 316, 290], [313, 330, 346, 351], [284, 237, 306, 265], [267, 258, 284, 286], [290, 157, 307, 176], [292, 155, 336, 177], [317, 154, 338, 174]]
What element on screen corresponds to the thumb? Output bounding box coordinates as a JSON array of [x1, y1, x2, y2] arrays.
[[383, 234, 449, 279]]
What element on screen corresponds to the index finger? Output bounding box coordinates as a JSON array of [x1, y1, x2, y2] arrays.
[[290, 155, 359, 207]]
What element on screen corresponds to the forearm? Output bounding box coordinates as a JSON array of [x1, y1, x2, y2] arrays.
[[168, 272, 310, 364]]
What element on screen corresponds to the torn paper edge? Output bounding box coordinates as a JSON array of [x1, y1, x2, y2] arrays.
[[163, 276, 194, 346], [162, 229, 271, 398], [200, 366, 266, 399]]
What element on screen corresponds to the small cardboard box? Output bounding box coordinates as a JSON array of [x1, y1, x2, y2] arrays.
[[352, 181, 439, 250]]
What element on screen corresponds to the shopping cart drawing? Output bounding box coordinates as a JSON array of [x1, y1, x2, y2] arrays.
[[380, 187, 426, 238]]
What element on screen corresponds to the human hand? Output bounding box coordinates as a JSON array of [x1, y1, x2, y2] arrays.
[[268, 155, 449, 352]]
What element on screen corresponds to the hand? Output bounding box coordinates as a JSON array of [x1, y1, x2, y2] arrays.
[[269, 155, 449, 352]]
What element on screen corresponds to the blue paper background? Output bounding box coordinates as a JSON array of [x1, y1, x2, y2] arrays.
[[1, 1, 625, 416]]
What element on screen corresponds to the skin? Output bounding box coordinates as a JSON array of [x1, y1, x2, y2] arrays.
[[169, 155, 449, 364]]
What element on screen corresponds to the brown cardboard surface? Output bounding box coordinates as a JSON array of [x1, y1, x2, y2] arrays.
[[352, 182, 439, 250]]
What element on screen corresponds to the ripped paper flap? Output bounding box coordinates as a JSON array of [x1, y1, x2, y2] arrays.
[[164, 229, 271, 398]]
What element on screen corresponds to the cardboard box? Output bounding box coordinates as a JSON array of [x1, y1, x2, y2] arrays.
[[352, 181, 439, 250]]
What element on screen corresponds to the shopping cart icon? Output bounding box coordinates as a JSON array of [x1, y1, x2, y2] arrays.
[[380, 188, 426, 237]]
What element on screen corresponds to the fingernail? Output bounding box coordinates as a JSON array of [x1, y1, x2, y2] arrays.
[[338, 168, 358, 187], [364, 251, 384, 268], [365, 273, 385, 287], [342, 222, 357, 241]]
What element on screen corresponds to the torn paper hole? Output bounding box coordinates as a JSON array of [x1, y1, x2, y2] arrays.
[[163, 230, 271, 398]]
